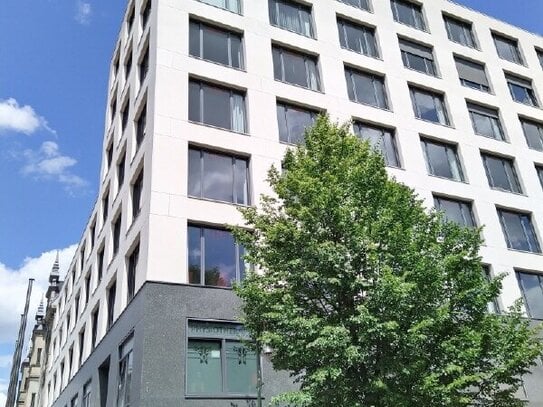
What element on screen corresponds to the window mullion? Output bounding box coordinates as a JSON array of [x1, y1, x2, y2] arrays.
[[232, 157, 237, 204], [200, 228, 205, 285], [200, 150, 205, 199]]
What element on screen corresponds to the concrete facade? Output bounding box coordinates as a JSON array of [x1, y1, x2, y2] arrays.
[[37, 0, 543, 405]]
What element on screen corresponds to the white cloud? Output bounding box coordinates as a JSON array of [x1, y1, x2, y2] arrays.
[[22, 141, 88, 192], [75, 1, 92, 25], [0, 98, 54, 136], [0, 246, 77, 345]]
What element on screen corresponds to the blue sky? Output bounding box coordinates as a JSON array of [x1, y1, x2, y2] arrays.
[[0, 0, 541, 403]]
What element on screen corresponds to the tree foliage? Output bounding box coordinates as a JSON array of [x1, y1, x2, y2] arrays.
[[233, 116, 543, 407]]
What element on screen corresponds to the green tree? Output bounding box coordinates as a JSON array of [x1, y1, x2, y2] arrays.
[[233, 116, 543, 407]]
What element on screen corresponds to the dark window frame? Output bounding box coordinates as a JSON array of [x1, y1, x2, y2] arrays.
[[443, 15, 476, 48], [272, 45, 321, 91], [337, 18, 379, 58], [498, 209, 541, 253], [467, 103, 505, 141], [197, 0, 242, 14], [268, 0, 315, 38], [433, 195, 476, 227], [353, 121, 400, 167], [482, 153, 522, 194], [399, 37, 436, 76], [420, 138, 464, 181], [345, 67, 389, 109], [276, 102, 319, 145], [521, 117, 543, 151], [390, 0, 426, 31], [455, 56, 490, 92], [516, 270, 543, 319], [409, 86, 449, 125], [337, 0, 370, 11], [505, 73, 539, 107], [493, 33, 523, 64]]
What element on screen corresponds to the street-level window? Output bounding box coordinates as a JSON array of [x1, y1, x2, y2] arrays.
[[186, 320, 257, 396], [410, 87, 449, 125], [444, 15, 475, 48], [188, 225, 245, 287], [189, 20, 244, 69], [117, 334, 134, 407], [188, 148, 250, 205], [505, 74, 539, 107], [399, 38, 436, 76], [493, 33, 523, 64], [467, 103, 504, 141], [269, 0, 314, 38], [189, 80, 247, 133], [481, 153, 522, 194], [420, 138, 463, 181], [198, 0, 241, 14], [521, 118, 543, 151], [433, 196, 475, 227], [455, 57, 489, 92], [517, 271, 543, 319], [337, 18, 378, 58], [391, 0, 426, 31], [276, 102, 318, 144], [498, 209, 540, 253], [345, 67, 388, 109], [272, 46, 321, 91], [82, 381, 91, 407], [353, 122, 400, 167], [338, 0, 370, 11]]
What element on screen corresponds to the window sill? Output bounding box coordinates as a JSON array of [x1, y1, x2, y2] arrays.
[[448, 39, 479, 51], [195, 0, 242, 16], [340, 46, 381, 61], [499, 58, 526, 67], [474, 133, 508, 143], [403, 65, 440, 79], [186, 395, 258, 400], [274, 79, 323, 94], [188, 195, 252, 208], [461, 84, 492, 94], [393, 20, 430, 34], [338, 0, 372, 13], [188, 120, 249, 136], [189, 55, 246, 73], [489, 187, 526, 196], [414, 117, 454, 129], [428, 174, 467, 184], [506, 248, 542, 256], [512, 100, 541, 109], [270, 23, 316, 40], [349, 98, 392, 113]]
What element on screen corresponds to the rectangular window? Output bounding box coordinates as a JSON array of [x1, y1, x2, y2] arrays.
[[30, 393, 36, 407], [139, 46, 149, 86], [135, 104, 146, 148], [80, 247, 85, 273], [337, 18, 378, 58], [434, 196, 475, 227], [186, 320, 257, 396], [113, 215, 122, 256], [132, 169, 144, 219], [420, 138, 463, 181], [276, 102, 317, 144], [345, 67, 388, 109], [84, 274, 91, 305], [410, 87, 449, 125], [117, 335, 134, 407], [189, 20, 244, 69], [97, 248, 104, 282], [90, 221, 96, 250], [106, 143, 113, 169], [78, 328, 85, 368], [188, 148, 250, 205], [110, 98, 117, 124], [269, 0, 314, 38], [75, 293, 80, 322], [198, 0, 241, 14], [537, 49, 543, 69], [338, 0, 370, 10], [188, 225, 245, 287], [498, 209, 540, 253], [483, 266, 500, 314], [82, 381, 91, 407], [353, 122, 400, 167], [391, 0, 425, 31], [467, 103, 504, 141], [482, 153, 522, 193], [125, 52, 132, 81], [141, 0, 151, 29], [272, 46, 321, 91], [536, 165, 543, 189], [91, 308, 99, 349], [126, 6, 134, 33], [117, 153, 126, 191], [517, 271, 543, 319], [455, 57, 489, 92], [107, 282, 116, 329], [521, 118, 543, 151], [493, 33, 523, 64], [189, 80, 247, 133], [127, 243, 139, 302], [121, 103, 129, 133], [505, 74, 538, 106], [102, 191, 109, 223], [399, 38, 435, 76], [444, 15, 475, 48]]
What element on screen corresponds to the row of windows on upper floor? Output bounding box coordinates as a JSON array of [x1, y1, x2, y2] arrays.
[[196, 0, 543, 71], [187, 16, 543, 128]]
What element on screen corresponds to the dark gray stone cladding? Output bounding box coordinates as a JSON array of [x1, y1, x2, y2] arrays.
[[52, 282, 296, 407]]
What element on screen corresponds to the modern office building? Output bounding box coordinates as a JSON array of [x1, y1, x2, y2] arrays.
[[25, 0, 543, 405]]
